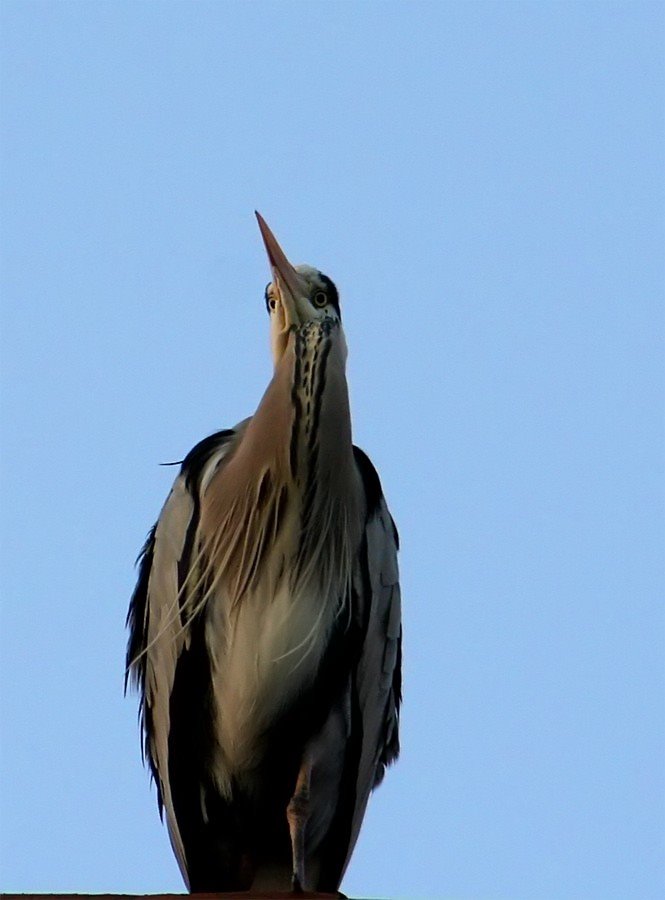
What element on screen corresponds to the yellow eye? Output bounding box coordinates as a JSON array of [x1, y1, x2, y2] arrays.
[[313, 291, 327, 308]]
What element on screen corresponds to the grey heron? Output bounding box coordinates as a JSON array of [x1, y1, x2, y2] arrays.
[[126, 213, 402, 893]]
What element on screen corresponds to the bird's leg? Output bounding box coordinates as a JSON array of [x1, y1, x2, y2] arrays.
[[286, 756, 312, 893]]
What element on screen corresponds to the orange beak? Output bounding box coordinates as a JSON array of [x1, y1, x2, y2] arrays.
[[255, 212, 308, 325]]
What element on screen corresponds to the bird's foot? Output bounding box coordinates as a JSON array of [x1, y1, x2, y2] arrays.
[[287, 757, 312, 895]]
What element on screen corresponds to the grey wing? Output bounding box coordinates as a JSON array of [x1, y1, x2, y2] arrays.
[[338, 446, 402, 880], [125, 427, 240, 886]]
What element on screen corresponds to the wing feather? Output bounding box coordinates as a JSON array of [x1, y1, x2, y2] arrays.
[[125, 428, 238, 885], [328, 447, 401, 882]]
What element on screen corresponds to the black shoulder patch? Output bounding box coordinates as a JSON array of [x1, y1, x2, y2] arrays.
[[352, 445, 384, 520], [181, 429, 235, 491]]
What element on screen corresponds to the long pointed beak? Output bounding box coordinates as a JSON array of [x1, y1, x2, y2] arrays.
[[255, 212, 307, 311]]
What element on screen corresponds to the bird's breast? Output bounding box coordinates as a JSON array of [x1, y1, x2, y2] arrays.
[[203, 506, 344, 797]]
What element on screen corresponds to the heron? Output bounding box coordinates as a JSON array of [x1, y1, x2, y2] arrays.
[[126, 213, 402, 893]]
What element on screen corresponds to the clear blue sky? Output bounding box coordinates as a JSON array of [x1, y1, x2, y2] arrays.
[[1, 2, 663, 897]]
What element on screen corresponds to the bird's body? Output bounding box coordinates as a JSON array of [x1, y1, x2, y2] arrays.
[[126, 215, 401, 892]]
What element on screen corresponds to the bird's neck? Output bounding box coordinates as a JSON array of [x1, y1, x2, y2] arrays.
[[198, 322, 361, 605], [285, 322, 362, 593], [288, 320, 352, 486], [220, 320, 354, 499]]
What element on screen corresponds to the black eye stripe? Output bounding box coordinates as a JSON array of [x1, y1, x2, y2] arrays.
[[318, 274, 340, 319]]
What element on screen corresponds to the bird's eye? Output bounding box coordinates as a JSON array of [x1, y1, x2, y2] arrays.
[[264, 283, 277, 314], [312, 291, 327, 308], [265, 287, 277, 313]]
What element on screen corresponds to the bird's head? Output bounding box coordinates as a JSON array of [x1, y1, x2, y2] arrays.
[[256, 212, 342, 366]]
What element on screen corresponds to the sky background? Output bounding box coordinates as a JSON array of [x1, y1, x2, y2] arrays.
[[1, 2, 663, 898]]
